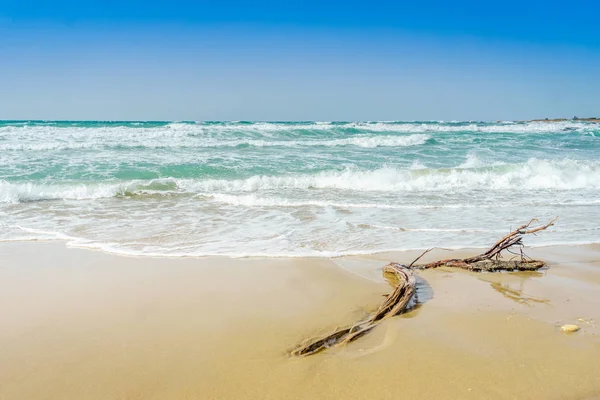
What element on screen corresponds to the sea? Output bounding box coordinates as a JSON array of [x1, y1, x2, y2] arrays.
[[1, 120, 599, 257]]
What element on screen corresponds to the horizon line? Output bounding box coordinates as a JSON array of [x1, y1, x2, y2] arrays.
[[1, 117, 598, 124]]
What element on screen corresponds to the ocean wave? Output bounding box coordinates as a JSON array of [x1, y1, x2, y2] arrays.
[[2, 120, 596, 156], [1, 120, 597, 138], [155, 120, 600, 134], [185, 159, 600, 192], [2, 159, 600, 203], [0, 179, 180, 203], [0, 133, 431, 151]]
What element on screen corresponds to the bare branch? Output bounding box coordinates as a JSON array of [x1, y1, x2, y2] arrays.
[[408, 248, 433, 268]]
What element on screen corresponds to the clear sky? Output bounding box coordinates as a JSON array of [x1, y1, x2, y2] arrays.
[[1, 0, 599, 121]]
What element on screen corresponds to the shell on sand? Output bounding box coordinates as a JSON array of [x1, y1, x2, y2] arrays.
[[560, 324, 580, 333]]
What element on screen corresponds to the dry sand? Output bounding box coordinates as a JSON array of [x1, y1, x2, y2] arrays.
[[1, 242, 600, 399]]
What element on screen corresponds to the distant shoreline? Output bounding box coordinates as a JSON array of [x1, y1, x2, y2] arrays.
[[528, 117, 600, 123]]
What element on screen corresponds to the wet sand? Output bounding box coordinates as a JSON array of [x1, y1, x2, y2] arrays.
[[1, 242, 599, 399]]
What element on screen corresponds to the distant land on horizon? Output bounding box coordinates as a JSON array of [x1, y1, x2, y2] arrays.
[[528, 117, 600, 123]]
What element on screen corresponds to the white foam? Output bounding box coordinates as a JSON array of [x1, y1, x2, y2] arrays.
[[409, 160, 428, 170], [54, 239, 481, 258], [0, 132, 431, 151], [5, 225, 76, 241], [458, 153, 503, 169], [203, 193, 453, 209], [359, 224, 505, 233], [309, 134, 430, 148], [3, 214, 600, 259]]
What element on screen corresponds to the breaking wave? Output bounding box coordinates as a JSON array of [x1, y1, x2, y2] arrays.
[[0, 179, 180, 203], [2, 158, 599, 203], [183, 159, 600, 193]]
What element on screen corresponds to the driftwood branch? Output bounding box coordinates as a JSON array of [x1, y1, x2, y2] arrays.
[[291, 218, 556, 356], [408, 248, 433, 267], [414, 217, 557, 271], [292, 263, 416, 356]]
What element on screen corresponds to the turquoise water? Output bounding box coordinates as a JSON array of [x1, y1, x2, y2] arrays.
[[1, 120, 599, 256]]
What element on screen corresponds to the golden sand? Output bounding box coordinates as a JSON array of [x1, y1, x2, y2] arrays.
[[1, 242, 599, 399]]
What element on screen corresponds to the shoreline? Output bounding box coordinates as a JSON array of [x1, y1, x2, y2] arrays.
[[2, 237, 600, 259], [2, 241, 600, 399]]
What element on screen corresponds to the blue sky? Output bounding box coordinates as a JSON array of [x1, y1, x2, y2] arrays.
[[1, 0, 599, 120]]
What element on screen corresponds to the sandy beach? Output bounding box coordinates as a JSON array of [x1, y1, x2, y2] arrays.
[[3, 0, 600, 396], [1, 242, 599, 399]]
